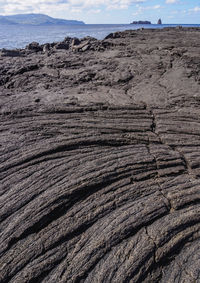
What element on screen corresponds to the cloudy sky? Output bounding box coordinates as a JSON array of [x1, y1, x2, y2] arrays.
[[0, 0, 200, 24]]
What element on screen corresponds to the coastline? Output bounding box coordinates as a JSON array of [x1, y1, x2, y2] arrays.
[[0, 27, 200, 282], [0, 23, 200, 49]]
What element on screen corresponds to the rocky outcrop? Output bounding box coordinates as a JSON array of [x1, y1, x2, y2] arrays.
[[157, 18, 162, 25], [0, 28, 200, 282], [0, 48, 22, 57], [26, 41, 43, 52], [131, 21, 151, 24]]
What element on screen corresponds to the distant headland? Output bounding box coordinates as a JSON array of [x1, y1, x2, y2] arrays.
[[0, 13, 85, 25]]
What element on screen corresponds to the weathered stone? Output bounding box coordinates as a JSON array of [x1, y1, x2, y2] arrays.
[[0, 28, 200, 283], [43, 43, 51, 53], [71, 37, 81, 48], [81, 44, 90, 52], [54, 42, 69, 50], [72, 40, 90, 52], [105, 32, 121, 39], [26, 41, 42, 52], [0, 48, 21, 57]]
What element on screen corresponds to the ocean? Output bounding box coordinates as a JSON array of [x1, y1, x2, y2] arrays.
[[0, 23, 200, 49]]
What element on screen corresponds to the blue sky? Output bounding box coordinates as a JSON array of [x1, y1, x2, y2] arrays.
[[0, 0, 200, 24]]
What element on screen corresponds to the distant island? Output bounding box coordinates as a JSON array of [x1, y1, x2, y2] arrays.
[[0, 13, 85, 25], [131, 21, 151, 25]]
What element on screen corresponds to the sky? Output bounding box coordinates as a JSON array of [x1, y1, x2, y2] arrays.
[[0, 0, 200, 24]]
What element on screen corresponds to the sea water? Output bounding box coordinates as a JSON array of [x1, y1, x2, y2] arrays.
[[0, 23, 199, 49]]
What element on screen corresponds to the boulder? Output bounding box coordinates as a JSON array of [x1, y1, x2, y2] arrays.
[[54, 42, 70, 50], [26, 42, 42, 52], [0, 48, 21, 57], [81, 36, 97, 42], [72, 40, 90, 52], [43, 43, 51, 53], [71, 37, 81, 48], [105, 32, 121, 39], [81, 45, 90, 52]]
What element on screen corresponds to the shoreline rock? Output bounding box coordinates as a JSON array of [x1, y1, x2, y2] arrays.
[[157, 18, 162, 25], [1, 26, 200, 55], [0, 27, 200, 283]]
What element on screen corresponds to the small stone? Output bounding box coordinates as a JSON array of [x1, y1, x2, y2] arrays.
[[82, 45, 90, 52]]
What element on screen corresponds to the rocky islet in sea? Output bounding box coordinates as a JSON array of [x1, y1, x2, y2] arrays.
[[0, 27, 200, 282], [131, 20, 151, 24]]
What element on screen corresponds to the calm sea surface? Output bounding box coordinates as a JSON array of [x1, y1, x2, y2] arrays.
[[0, 24, 200, 49]]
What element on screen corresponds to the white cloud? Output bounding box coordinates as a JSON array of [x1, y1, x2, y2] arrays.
[[153, 5, 161, 9], [166, 0, 178, 3], [71, 0, 146, 10], [189, 6, 200, 13], [0, 0, 147, 15], [132, 3, 162, 16], [87, 9, 101, 14]]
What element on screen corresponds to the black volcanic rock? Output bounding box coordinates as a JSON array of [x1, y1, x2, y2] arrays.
[[157, 18, 162, 24], [26, 41, 43, 52], [0, 48, 21, 57], [105, 32, 121, 39], [54, 42, 70, 50], [0, 28, 200, 283]]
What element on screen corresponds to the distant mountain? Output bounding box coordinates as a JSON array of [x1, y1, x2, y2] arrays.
[[0, 17, 17, 25], [0, 14, 85, 25]]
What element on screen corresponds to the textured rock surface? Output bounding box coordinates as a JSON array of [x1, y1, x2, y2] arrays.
[[0, 28, 200, 282]]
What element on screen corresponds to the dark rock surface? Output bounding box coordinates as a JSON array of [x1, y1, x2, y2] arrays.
[[0, 28, 200, 282], [157, 19, 162, 25]]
